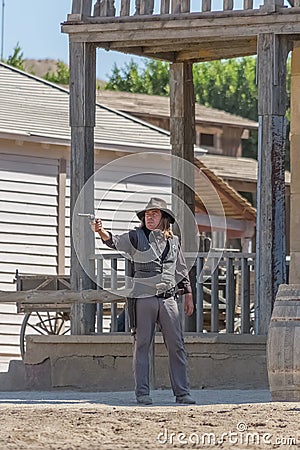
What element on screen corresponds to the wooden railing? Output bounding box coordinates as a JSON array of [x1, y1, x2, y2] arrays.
[[93, 251, 256, 334], [70, 0, 298, 20], [195, 251, 255, 334]]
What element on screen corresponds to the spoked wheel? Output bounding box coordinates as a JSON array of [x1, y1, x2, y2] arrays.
[[20, 311, 71, 359], [234, 314, 255, 334]]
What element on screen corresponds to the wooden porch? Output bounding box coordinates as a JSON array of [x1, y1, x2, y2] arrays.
[[61, 0, 300, 335], [62, 1, 300, 61]]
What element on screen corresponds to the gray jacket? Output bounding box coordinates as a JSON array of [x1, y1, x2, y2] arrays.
[[103, 227, 191, 298]]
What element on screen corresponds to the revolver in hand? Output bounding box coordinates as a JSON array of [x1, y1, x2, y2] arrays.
[[77, 213, 95, 221]]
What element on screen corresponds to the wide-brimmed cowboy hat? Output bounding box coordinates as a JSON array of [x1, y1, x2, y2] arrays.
[[136, 197, 175, 223]]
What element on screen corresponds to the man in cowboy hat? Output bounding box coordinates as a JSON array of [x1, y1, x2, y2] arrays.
[[91, 197, 195, 405]]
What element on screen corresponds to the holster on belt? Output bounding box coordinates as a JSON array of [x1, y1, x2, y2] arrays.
[[126, 297, 137, 336]]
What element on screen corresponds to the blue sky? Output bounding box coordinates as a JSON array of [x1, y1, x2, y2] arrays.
[[2, 0, 286, 81], [2, 0, 144, 80]]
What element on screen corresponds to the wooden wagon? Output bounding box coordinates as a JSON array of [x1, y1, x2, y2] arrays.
[[13, 269, 128, 359], [9, 250, 256, 358], [15, 273, 72, 358]]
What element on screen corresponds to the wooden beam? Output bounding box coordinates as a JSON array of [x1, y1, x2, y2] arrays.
[[104, 36, 255, 51], [134, 37, 258, 62], [255, 33, 290, 334], [62, 11, 300, 48], [170, 62, 196, 331], [57, 158, 67, 276], [69, 41, 96, 335], [175, 45, 256, 62], [289, 43, 300, 282], [195, 213, 255, 235], [0, 289, 125, 304], [225, 179, 257, 193], [104, 44, 176, 61], [95, 35, 295, 63]]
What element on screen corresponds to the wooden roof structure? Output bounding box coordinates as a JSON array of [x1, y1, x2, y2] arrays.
[[62, 0, 300, 334], [194, 158, 256, 238], [195, 159, 256, 221], [62, 2, 300, 62], [199, 154, 291, 193]]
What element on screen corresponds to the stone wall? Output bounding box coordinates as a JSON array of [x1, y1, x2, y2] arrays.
[[22, 334, 268, 391]]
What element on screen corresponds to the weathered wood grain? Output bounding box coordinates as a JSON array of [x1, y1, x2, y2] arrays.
[[170, 62, 196, 331], [58, 159, 67, 276], [98, 0, 116, 17], [289, 44, 300, 283], [244, 0, 253, 9], [72, 0, 93, 15], [267, 284, 300, 401], [260, 0, 284, 12], [140, 0, 154, 15], [256, 33, 289, 334], [0, 289, 126, 304], [171, 0, 182, 14], [223, 0, 233, 10], [160, 0, 170, 14], [181, 0, 190, 13], [93, 0, 101, 15], [202, 0, 212, 12], [63, 12, 300, 61], [120, 0, 130, 16], [69, 41, 96, 334]]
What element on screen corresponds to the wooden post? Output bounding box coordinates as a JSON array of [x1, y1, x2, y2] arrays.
[[69, 41, 96, 334], [255, 33, 289, 334], [289, 43, 300, 283], [169, 62, 196, 331], [72, 0, 93, 15], [58, 158, 67, 276], [260, 0, 284, 12]]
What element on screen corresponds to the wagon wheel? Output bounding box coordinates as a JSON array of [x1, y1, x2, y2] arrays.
[[234, 313, 255, 334], [20, 311, 71, 359]]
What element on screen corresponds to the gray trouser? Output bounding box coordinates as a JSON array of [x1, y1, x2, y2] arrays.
[[133, 295, 190, 398]]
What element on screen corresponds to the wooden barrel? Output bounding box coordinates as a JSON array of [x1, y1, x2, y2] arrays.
[[267, 284, 300, 401]]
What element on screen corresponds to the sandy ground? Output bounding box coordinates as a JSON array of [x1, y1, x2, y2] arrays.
[[0, 391, 299, 449]]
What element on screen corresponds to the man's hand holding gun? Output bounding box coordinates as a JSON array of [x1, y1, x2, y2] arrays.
[[78, 213, 110, 242]]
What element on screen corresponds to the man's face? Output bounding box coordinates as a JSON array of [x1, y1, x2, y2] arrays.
[[144, 209, 162, 230]]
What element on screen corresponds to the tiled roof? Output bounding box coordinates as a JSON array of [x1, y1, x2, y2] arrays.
[[194, 159, 256, 221], [97, 89, 258, 129], [199, 154, 290, 185], [0, 62, 260, 223], [0, 63, 173, 150]]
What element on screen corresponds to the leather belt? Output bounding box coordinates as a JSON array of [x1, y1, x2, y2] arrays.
[[156, 288, 176, 299]]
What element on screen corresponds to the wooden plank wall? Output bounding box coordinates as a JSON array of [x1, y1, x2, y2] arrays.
[[65, 156, 172, 275], [0, 151, 59, 370], [0, 149, 172, 370]]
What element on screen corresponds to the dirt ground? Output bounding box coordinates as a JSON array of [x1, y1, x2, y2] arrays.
[[0, 401, 299, 449]]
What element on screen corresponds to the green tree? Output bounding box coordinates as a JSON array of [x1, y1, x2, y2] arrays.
[[105, 59, 169, 95], [105, 57, 259, 119], [5, 43, 25, 71], [105, 56, 291, 167], [192, 58, 259, 159], [193, 58, 258, 121], [44, 61, 70, 85], [142, 60, 170, 95]]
